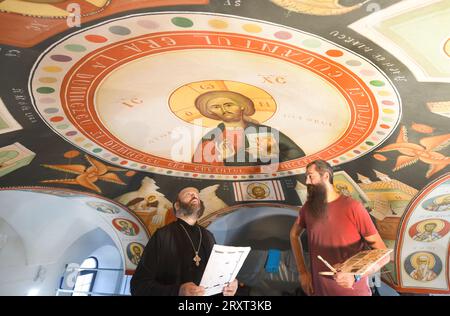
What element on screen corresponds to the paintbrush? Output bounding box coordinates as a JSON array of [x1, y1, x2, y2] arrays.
[[317, 255, 338, 274]]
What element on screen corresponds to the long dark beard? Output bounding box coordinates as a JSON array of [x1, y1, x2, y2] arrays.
[[178, 199, 205, 218], [306, 183, 328, 219]]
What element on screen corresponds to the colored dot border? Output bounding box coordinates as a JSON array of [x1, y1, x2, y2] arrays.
[[30, 12, 401, 180]]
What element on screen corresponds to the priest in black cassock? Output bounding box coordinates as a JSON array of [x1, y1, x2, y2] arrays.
[[130, 187, 238, 296]]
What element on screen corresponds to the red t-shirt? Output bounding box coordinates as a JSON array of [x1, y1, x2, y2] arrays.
[[296, 195, 378, 296]]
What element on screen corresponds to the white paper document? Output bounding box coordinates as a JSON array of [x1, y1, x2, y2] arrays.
[[200, 244, 251, 296]]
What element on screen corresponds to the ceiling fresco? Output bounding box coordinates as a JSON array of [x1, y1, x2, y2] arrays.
[[0, 0, 449, 294]]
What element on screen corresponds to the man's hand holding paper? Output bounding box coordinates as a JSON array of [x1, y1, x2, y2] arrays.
[[199, 244, 250, 296]]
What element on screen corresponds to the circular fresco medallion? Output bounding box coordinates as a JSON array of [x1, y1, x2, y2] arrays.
[[444, 38, 450, 58], [404, 251, 442, 282], [421, 193, 450, 212], [112, 218, 140, 236], [247, 182, 270, 199], [408, 218, 450, 242], [87, 201, 121, 214], [30, 12, 401, 180], [0, 0, 110, 18], [126, 242, 144, 266]]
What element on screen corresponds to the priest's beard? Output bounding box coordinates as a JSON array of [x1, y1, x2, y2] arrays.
[[178, 198, 205, 218], [306, 182, 328, 219]]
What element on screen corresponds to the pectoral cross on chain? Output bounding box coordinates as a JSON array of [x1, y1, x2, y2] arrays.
[[193, 253, 201, 267]]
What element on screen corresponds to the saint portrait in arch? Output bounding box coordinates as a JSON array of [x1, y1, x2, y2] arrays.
[[127, 242, 144, 266], [404, 252, 441, 282], [409, 219, 449, 242], [113, 218, 139, 236]]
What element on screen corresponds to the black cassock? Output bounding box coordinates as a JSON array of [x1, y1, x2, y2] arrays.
[[130, 218, 216, 296]]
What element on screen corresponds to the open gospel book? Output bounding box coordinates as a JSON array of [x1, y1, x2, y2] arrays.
[[320, 249, 393, 276]]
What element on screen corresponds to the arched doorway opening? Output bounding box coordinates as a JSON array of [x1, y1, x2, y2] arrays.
[[207, 204, 307, 296]]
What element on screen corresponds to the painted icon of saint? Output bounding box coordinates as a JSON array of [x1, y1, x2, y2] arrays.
[[113, 218, 139, 236], [127, 243, 144, 265], [88, 202, 121, 214], [404, 251, 441, 282], [409, 219, 448, 242], [192, 90, 305, 166], [250, 186, 267, 199], [409, 255, 438, 282]]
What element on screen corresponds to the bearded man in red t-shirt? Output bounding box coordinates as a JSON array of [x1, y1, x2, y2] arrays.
[[290, 159, 389, 296]]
